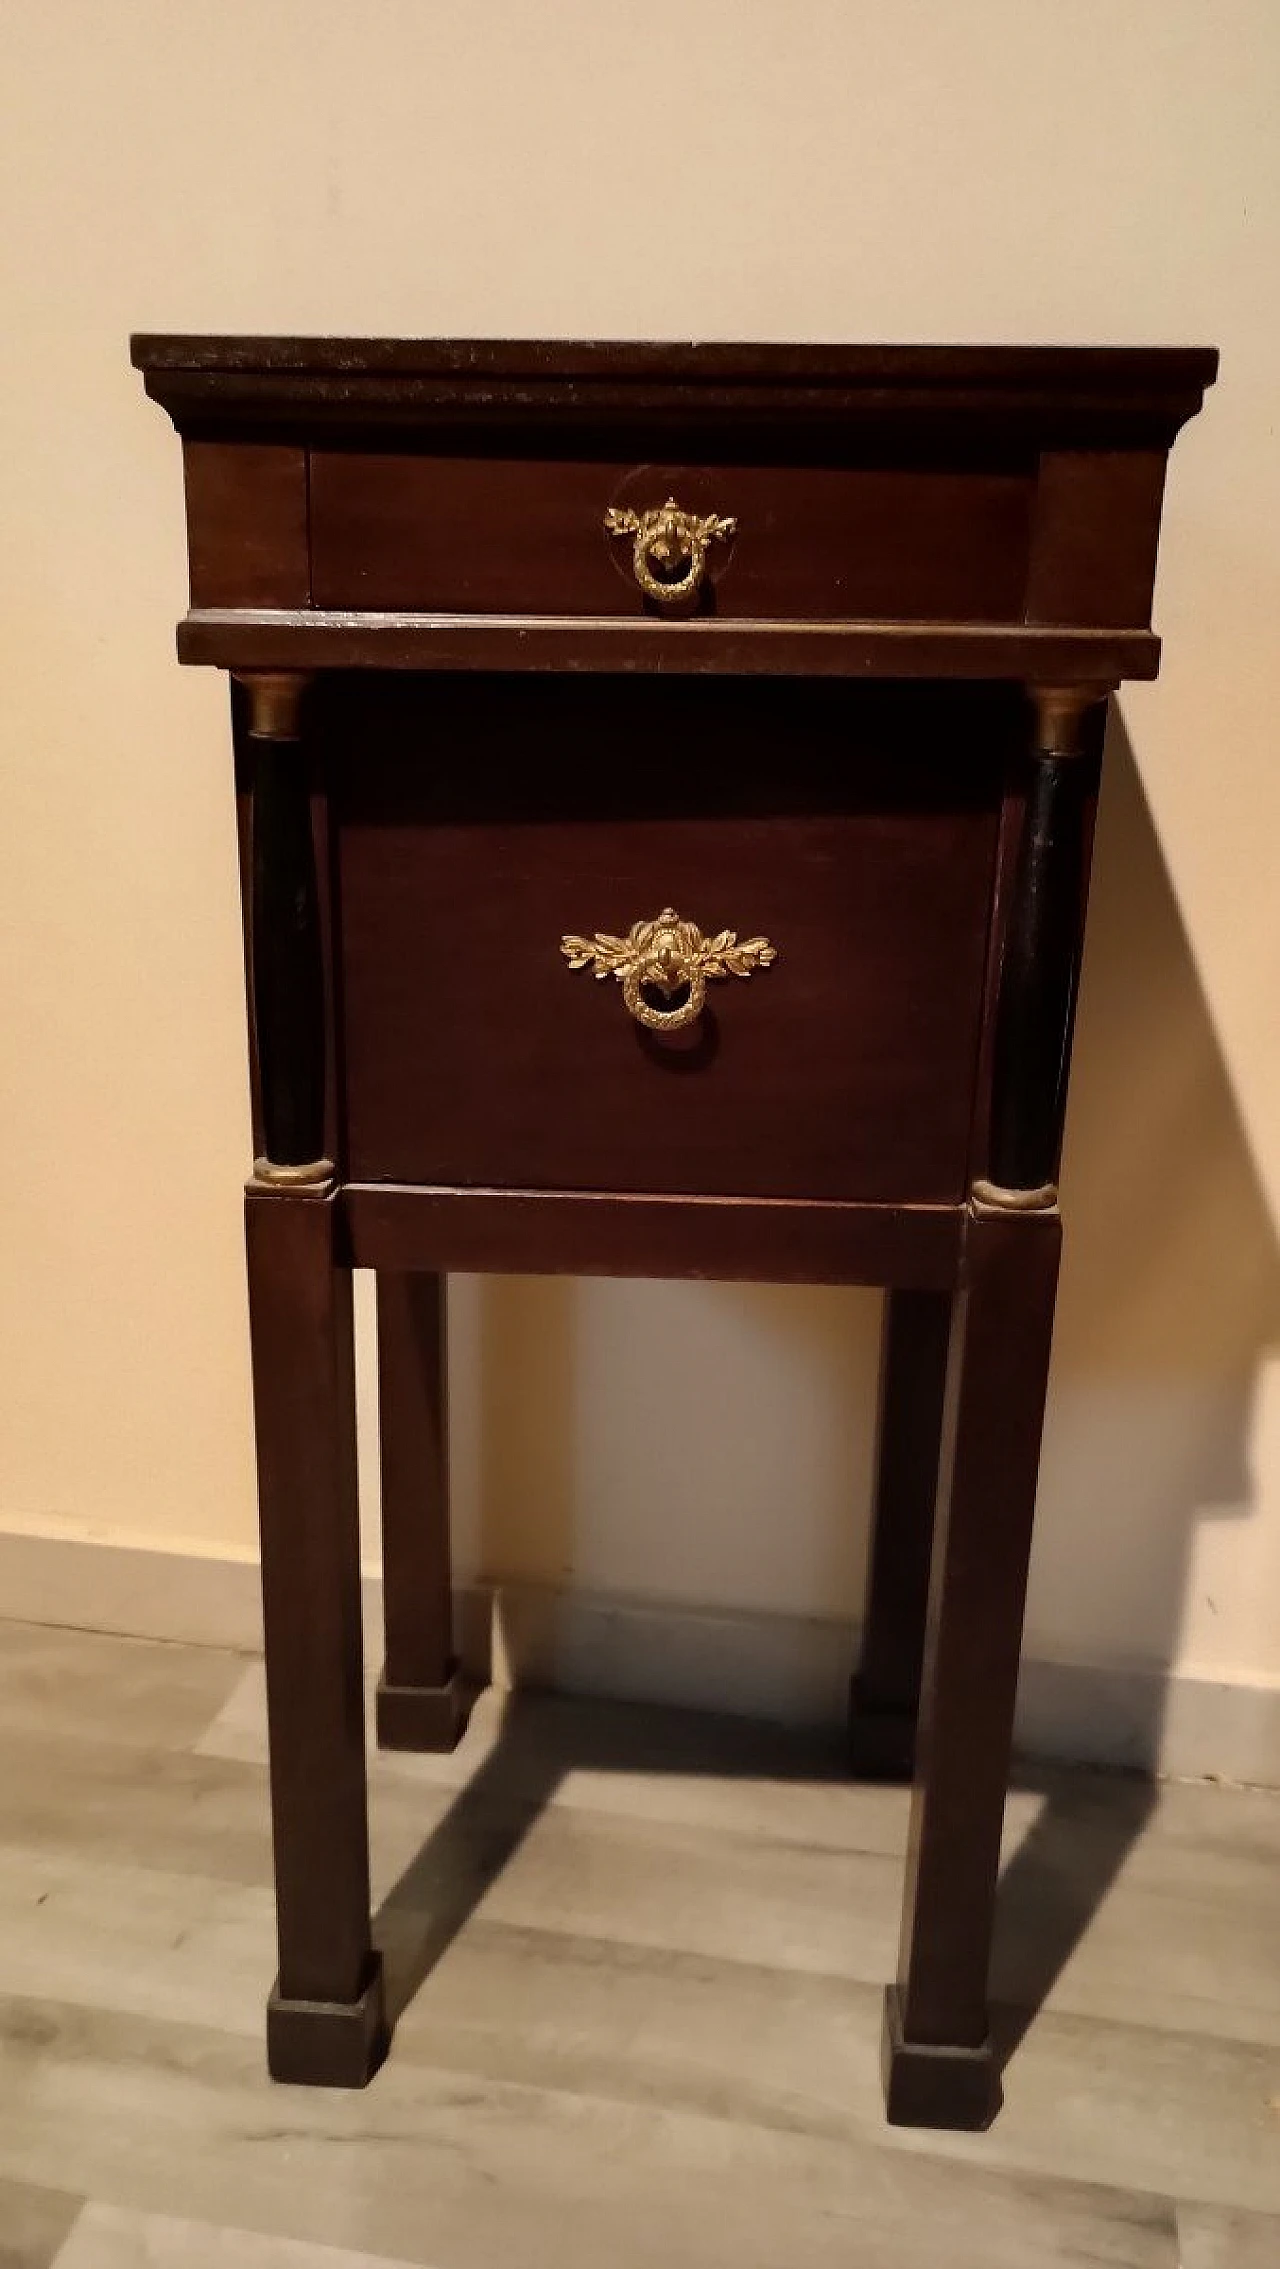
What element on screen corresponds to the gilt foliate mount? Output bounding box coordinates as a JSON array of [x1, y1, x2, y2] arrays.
[[561, 907, 777, 1032]]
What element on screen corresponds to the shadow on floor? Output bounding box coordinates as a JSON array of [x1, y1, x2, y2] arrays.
[[987, 1764, 1159, 2072], [374, 1691, 854, 2026], [373, 1682, 1157, 2081]]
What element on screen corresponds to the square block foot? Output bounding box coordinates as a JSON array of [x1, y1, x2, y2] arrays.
[[846, 1682, 917, 1780], [266, 1955, 388, 2088], [880, 1984, 1000, 2131], [376, 1661, 475, 1753]]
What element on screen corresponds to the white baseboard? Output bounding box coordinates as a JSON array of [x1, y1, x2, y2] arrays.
[[2, 1523, 1278, 1786]]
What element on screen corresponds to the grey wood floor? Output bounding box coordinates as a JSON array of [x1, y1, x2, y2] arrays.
[[0, 1621, 1276, 2267]]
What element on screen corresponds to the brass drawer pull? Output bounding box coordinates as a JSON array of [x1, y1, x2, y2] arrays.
[[561, 907, 776, 1033], [604, 498, 736, 611]]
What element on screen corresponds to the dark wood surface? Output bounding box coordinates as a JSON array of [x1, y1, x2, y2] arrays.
[[132, 335, 1218, 449], [134, 336, 1216, 684], [962, 783, 1026, 1188], [849, 1289, 954, 1776], [374, 1272, 472, 1752], [376, 1272, 453, 1692], [178, 610, 1163, 681], [136, 332, 1214, 2123], [230, 685, 263, 1157], [331, 677, 1007, 1204], [244, 1185, 385, 2085], [1023, 448, 1167, 627], [987, 734, 1099, 1191], [309, 452, 1032, 622], [183, 443, 309, 609], [966, 689, 1103, 1197], [343, 1185, 962, 1289], [247, 700, 327, 1170], [887, 1205, 1062, 2129]]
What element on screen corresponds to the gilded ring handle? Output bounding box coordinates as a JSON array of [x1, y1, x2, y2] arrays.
[[604, 499, 736, 611], [622, 962, 707, 1033], [561, 908, 776, 1034]]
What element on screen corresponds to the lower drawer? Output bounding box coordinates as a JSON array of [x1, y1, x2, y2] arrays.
[[329, 678, 1011, 1204]]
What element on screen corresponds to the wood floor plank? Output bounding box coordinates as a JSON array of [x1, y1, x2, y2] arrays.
[[0, 1626, 243, 1756], [207, 1661, 1280, 1927], [376, 1908, 1280, 2216], [989, 1772, 1280, 2048], [0, 1623, 1276, 2263], [369, 1776, 905, 1986], [8, 1654, 1279, 2058], [361, 1717, 1280, 2052], [940, 2008, 1280, 2216], [1176, 2200, 1280, 2267], [0, 1848, 271, 2040], [53, 2201, 424, 2269], [0, 1994, 1180, 2269], [200, 1667, 923, 1859], [0, 2170, 83, 2268], [1, 1734, 275, 1888], [1, 1819, 1265, 2225], [378, 1903, 1279, 2224]]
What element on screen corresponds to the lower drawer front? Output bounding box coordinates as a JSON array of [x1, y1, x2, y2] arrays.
[[332, 681, 1006, 1205]]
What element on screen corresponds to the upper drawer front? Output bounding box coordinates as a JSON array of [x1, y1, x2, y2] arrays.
[[309, 453, 1033, 622]]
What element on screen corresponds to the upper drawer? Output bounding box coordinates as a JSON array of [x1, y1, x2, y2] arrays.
[[149, 339, 1216, 667], [308, 452, 1033, 622]]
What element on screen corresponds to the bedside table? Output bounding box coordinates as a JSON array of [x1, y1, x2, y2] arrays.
[[133, 335, 1215, 2127]]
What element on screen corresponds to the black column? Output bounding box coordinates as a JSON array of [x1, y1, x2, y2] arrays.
[[983, 686, 1106, 1200], [240, 672, 329, 1180]]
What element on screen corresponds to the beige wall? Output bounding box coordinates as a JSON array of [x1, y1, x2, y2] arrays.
[[2, 2, 1279, 1708]]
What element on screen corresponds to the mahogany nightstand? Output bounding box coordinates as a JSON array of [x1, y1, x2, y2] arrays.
[[133, 335, 1215, 2128]]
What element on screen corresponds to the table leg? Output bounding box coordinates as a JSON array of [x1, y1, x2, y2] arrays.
[[246, 1183, 387, 2087], [849, 1288, 951, 1778], [882, 1203, 1060, 2129], [374, 1270, 472, 1751]]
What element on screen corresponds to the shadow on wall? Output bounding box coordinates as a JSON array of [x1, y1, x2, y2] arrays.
[[455, 706, 1280, 1778], [1028, 708, 1280, 1766]]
